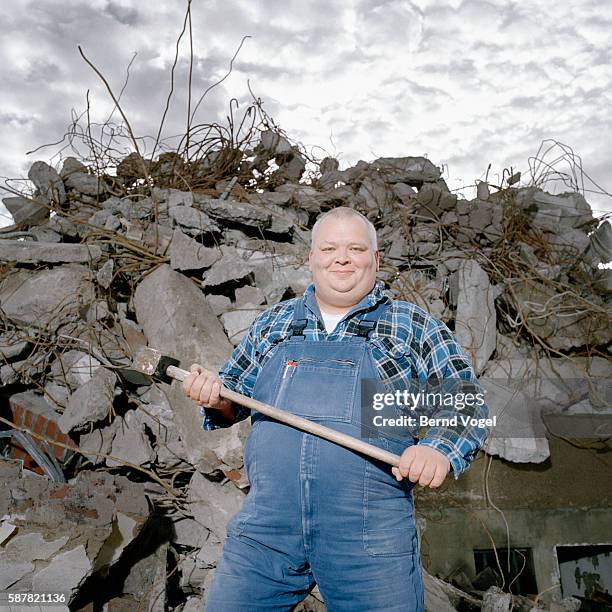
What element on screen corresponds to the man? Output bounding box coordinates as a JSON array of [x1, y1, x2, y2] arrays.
[[184, 207, 488, 611]]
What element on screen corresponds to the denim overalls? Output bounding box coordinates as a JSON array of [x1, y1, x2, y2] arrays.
[[206, 298, 425, 611]]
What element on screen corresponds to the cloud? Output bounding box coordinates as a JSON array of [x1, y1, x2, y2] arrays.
[[104, 1, 140, 26], [1, 0, 611, 226]]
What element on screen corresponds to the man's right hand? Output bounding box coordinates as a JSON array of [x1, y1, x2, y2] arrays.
[[182, 364, 235, 420]]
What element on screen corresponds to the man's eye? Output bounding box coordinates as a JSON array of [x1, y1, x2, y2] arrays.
[[322, 247, 334, 252]]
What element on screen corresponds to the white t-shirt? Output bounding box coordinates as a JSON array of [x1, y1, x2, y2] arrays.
[[320, 310, 347, 334]]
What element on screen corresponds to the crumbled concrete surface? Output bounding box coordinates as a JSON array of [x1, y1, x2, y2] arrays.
[[1, 132, 610, 610]]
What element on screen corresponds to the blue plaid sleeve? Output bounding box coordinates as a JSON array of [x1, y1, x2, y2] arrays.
[[417, 320, 489, 478]]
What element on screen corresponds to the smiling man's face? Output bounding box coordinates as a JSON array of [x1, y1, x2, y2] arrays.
[[308, 214, 379, 313]]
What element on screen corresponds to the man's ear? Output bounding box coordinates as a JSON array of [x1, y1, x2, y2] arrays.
[[375, 250, 380, 271], [308, 250, 313, 273]]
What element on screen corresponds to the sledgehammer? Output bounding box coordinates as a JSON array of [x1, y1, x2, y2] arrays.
[[124, 346, 401, 468]]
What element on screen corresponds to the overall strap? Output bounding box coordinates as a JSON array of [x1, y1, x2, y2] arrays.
[[354, 300, 391, 338], [289, 298, 309, 338]]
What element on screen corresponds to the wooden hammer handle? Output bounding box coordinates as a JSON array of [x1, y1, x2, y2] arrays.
[[167, 365, 401, 468]]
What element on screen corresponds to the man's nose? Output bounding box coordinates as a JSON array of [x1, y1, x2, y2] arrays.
[[334, 250, 351, 263]]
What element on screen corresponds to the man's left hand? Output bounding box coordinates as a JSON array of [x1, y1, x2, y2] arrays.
[[391, 445, 451, 488]]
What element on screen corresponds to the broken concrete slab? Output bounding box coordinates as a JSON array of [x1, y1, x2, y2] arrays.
[[0, 240, 102, 264], [79, 421, 118, 465], [234, 285, 265, 308], [455, 260, 499, 373], [64, 171, 108, 196], [221, 307, 262, 343], [169, 228, 221, 271], [519, 188, 594, 230], [585, 219, 612, 265], [137, 384, 191, 467], [507, 278, 612, 350], [96, 258, 114, 289], [106, 410, 156, 468], [201, 245, 253, 287], [196, 416, 249, 476], [134, 264, 234, 464], [206, 294, 232, 316], [50, 350, 102, 388], [29, 161, 66, 204], [187, 471, 245, 542], [423, 570, 457, 612], [154, 187, 194, 207], [545, 228, 590, 263], [245, 190, 292, 207], [0, 337, 28, 361], [0, 264, 95, 331], [1, 195, 49, 225], [122, 540, 168, 611], [274, 184, 321, 212], [267, 205, 308, 234], [2, 531, 70, 563], [169, 205, 219, 233], [373, 156, 441, 185], [357, 175, 394, 216], [481, 586, 511, 612], [0, 460, 149, 598], [194, 197, 271, 226], [59, 367, 116, 434]]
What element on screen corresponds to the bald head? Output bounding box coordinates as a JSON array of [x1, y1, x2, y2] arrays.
[[311, 207, 378, 250]]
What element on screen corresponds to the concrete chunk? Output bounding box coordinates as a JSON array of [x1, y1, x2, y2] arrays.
[[586, 220, 612, 264], [235, 285, 265, 308], [195, 197, 271, 226], [134, 265, 233, 464], [2, 195, 49, 224], [509, 279, 612, 350], [0, 240, 102, 264], [64, 172, 108, 196], [169, 205, 219, 233], [206, 294, 232, 316], [59, 367, 116, 433], [221, 309, 262, 345], [373, 156, 441, 184], [107, 411, 156, 467], [169, 228, 221, 271], [202, 245, 253, 287], [96, 258, 114, 289], [454, 260, 498, 373], [29, 161, 66, 204], [32, 544, 92, 598], [187, 472, 244, 542], [0, 265, 95, 331]]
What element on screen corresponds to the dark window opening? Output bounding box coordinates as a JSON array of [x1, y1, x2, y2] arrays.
[[474, 547, 538, 597]]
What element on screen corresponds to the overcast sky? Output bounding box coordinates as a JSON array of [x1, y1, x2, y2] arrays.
[[2, 0, 611, 226]]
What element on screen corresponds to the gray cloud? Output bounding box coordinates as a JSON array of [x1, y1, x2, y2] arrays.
[[2, 0, 612, 224], [104, 1, 141, 26]]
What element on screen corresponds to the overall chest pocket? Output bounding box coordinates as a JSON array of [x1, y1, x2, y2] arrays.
[[273, 357, 359, 422]]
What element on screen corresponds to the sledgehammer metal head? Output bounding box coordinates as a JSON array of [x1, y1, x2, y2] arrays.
[[121, 347, 181, 386]]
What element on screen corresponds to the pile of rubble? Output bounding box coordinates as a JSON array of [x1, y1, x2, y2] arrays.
[[0, 129, 610, 610]]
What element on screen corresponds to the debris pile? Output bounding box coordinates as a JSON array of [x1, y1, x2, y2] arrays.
[[1, 128, 610, 610]]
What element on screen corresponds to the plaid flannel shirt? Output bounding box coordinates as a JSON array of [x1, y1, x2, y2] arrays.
[[201, 280, 489, 478]]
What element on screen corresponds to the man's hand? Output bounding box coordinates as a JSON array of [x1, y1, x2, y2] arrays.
[[182, 364, 235, 420], [391, 445, 451, 488]]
